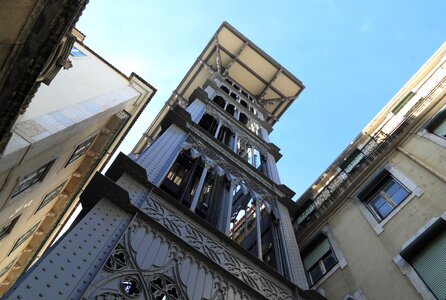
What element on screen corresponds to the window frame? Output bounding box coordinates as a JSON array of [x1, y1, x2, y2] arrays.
[[0, 215, 20, 240], [35, 180, 68, 213], [356, 165, 423, 235], [301, 227, 347, 287], [0, 258, 16, 279], [363, 175, 410, 222], [10, 159, 55, 199], [425, 106, 446, 138], [65, 135, 96, 167], [69, 46, 86, 57], [419, 105, 446, 148], [8, 222, 40, 256]]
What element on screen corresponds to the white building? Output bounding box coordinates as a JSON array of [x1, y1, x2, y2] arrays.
[[0, 29, 155, 294]]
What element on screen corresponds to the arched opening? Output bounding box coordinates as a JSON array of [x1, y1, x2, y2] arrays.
[[225, 103, 235, 115], [239, 113, 249, 126], [161, 150, 197, 202], [240, 100, 248, 108], [220, 85, 230, 94], [217, 126, 234, 147], [198, 114, 218, 136], [213, 95, 226, 109], [195, 169, 216, 219], [230, 92, 237, 100]]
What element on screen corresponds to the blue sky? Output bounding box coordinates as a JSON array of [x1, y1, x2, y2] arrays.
[[77, 0, 446, 199]]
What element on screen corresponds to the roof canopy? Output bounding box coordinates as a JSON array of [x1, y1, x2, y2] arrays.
[[175, 22, 304, 125]]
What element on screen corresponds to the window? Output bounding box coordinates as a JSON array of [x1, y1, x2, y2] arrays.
[[0, 259, 15, 278], [426, 108, 446, 138], [396, 217, 446, 300], [161, 151, 197, 201], [358, 170, 410, 222], [11, 160, 55, 198], [70, 46, 86, 57], [302, 235, 338, 286], [356, 166, 422, 235], [410, 232, 446, 299], [66, 135, 96, 166], [0, 215, 20, 240], [36, 180, 67, 212], [198, 114, 218, 136], [9, 222, 39, 255]]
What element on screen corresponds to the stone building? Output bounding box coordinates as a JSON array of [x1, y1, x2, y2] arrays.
[[0, 29, 155, 295], [0, 0, 89, 152], [294, 43, 446, 299], [2, 22, 323, 300]]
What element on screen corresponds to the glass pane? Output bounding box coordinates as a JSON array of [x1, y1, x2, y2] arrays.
[[370, 195, 393, 219], [323, 251, 337, 272], [309, 264, 324, 285], [303, 238, 331, 270], [383, 180, 400, 196], [391, 187, 409, 206]]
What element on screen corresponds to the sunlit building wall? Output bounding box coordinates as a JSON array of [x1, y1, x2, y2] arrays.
[[0, 29, 155, 295]]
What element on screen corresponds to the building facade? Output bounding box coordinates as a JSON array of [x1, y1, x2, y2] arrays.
[[294, 43, 446, 299], [0, 0, 89, 152], [2, 22, 323, 300], [0, 29, 155, 295]]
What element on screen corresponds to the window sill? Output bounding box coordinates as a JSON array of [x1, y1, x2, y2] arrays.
[[312, 263, 340, 289]]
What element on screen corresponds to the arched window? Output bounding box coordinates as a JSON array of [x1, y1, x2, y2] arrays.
[[226, 103, 235, 115], [213, 95, 226, 109], [221, 85, 230, 94], [161, 150, 196, 200], [217, 126, 234, 147], [239, 113, 249, 126], [198, 114, 218, 136]]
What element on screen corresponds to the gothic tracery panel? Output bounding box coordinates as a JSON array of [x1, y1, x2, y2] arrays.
[[84, 214, 292, 300]]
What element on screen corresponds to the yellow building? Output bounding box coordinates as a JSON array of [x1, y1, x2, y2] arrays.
[[0, 29, 155, 294], [294, 43, 446, 299]]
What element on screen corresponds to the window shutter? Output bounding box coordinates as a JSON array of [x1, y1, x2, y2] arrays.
[[303, 238, 330, 270], [410, 231, 446, 299]]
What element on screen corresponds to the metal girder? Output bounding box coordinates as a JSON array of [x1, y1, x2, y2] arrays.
[[260, 96, 295, 106], [176, 46, 216, 98], [222, 41, 248, 77], [215, 37, 223, 74], [258, 67, 282, 100], [199, 58, 217, 74], [219, 45, 288, 100]]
